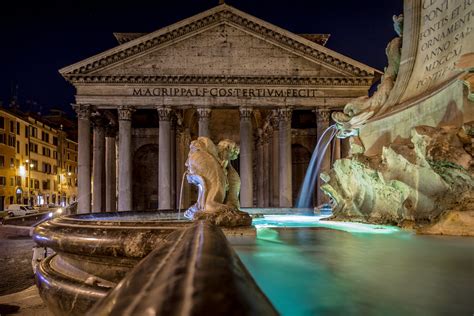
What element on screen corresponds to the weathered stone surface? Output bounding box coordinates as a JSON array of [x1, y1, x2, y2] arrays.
[[184, 137, 252, 227], [418, 192, 474, 236], [86, 222, 276, 316], [333, 1, 474, 156], [321, 124, 474, 235], [194, 208, 252, 227]]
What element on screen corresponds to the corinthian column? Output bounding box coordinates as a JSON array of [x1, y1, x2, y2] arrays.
[[74, 104, 91, 214], [170, 115, 176, 210], [256, 129, 264, 208], [278, 107, 292, 208], [270, 111, 279, 207], [263, 128, 270, 207], [315, 108, 331, 206], [158, 106, 172, 210], [118, 106, 135, 211], [239, 107, 253, 208], [92, 118, 106, 212], [197, 107, 211, 138], [105, 127, 117, 212]]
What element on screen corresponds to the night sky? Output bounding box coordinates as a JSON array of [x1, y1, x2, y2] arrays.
[[0, 0, 403, 117]]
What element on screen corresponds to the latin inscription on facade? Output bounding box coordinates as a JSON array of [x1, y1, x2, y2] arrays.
[[132, 87, 322, 98], [404, 0, 473, 99]]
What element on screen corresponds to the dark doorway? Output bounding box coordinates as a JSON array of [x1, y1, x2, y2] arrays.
[[292, 144, 312, 205], [133, 144, 159, 211]]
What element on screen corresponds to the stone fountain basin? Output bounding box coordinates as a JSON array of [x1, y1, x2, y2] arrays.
[[33, 211, 191, 315], [33, 210, 256, 315]]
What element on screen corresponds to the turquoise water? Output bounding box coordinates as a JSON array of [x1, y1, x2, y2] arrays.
[[234, 215, 474, 316]]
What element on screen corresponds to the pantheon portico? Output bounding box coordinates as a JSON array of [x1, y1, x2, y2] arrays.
[[61, 4, 379, 213]]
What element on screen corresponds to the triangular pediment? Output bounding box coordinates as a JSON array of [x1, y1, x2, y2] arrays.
[[60, 4, 380, 83]]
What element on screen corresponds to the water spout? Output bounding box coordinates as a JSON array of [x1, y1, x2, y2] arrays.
[[178, 171, 188, 220], [295, 125, 337, 208]]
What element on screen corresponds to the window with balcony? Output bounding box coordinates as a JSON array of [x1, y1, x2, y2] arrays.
[[42, 147, 51, 157], [29, 143, 38, 153], [42, 163, 52, 174], [8, 135, 15, 147], [30, 126, 38, 138]]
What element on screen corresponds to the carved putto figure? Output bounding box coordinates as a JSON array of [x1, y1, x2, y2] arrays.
[[333, 14, 404, 138], [184, 137, 251, 227]]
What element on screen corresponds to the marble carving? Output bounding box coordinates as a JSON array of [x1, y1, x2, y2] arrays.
[[333, 14, 403, 137], [321, 123, 474, 236], [184, 137, 252, 227]]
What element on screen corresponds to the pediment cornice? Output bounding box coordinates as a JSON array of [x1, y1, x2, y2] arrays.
[[60, 4, 380, 80], [67, 74, 373, 87]]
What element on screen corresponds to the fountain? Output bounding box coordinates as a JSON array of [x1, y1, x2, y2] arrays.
[[33, 138, 259, 315], [183, 137, 252, 227], [31, 2, 474, 315], [321, 4, 473, 235], [295, 125, 337, 208]]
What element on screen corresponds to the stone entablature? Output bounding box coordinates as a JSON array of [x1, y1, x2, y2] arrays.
[[61, 4, 380, 111]]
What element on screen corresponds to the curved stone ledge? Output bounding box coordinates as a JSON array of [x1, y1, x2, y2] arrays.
[[33, 212, 267, 315], [36, 255, 109, 316], [33, 211, 190, 259], [87, 221, 277, 316]]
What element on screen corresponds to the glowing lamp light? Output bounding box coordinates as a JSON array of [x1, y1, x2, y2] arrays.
[[67, 172, 72, 176], [19, 165, 26, 177]]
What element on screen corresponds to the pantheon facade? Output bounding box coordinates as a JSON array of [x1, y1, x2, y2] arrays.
[[60, 4, 379, 213]]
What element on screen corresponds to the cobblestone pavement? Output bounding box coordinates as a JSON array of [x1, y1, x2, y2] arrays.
[[0, 235, 35, 296], [0, 286, 50, 316]]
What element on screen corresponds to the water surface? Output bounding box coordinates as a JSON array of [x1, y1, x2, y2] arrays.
[[234, 215, 474, 315]]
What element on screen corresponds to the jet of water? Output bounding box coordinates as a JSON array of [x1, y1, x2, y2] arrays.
[[178, 171, 188, 220], [295, 125, 337, 208]]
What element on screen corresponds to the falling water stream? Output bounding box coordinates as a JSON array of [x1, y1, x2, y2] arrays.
[[295, 124, 337, 208], [178, 171, 188, 220]]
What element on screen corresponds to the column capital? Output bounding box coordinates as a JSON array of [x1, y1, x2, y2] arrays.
[[157, 106, 173, 121], [73, 104, 91, 120], [278, 107, 292, 122], [269, 109, 280, 129], [118, 106, 135, 121], [196, 107, 211, 121], [239, 107, 253, 121], [314, 108, 331, 124]]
